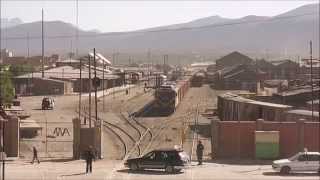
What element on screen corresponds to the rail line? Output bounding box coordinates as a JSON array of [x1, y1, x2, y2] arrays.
[[79, 106, 141, 158]]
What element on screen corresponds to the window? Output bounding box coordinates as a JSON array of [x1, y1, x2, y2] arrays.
[[307, 155, 320, 161], [298, 154, 307, 161], [144, 152, 155, 160]]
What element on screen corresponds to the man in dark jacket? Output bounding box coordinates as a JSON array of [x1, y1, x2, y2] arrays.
[[31, 146, 40, 164], [85, 146, 95, 174], [196, 140, 204, 165]]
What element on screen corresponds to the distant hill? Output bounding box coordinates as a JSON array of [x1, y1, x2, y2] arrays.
[[1, 18, 23, 28], [1, 3, 319, 58]]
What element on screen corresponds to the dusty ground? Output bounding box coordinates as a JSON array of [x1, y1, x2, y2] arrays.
[[9, 83, 318, 179], [5, 159, 319, 180]]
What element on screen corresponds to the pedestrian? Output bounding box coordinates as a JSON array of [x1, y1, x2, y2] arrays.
[[196, 140, 204, 165], [85, 146, 95, 174], [31, 146, 40, 164]]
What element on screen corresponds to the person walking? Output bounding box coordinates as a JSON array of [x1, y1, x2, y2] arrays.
[[31, 146, 40, 164], [85, 146, 95, 174], [196, 140, 204, 165]]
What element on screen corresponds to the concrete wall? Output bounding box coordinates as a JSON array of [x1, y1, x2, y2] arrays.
[[211, 119, 319, 159]]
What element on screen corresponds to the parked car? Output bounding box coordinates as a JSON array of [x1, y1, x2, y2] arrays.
[[272, 151, 320, 174], [42, 97, 55, 110], [124, 148, 190, 173]]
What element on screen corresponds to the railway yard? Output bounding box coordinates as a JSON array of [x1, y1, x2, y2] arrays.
[[6, 81, 319, 180]]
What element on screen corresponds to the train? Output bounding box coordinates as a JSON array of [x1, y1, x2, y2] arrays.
[[191, 72, 205, 87], [154, 76, 191, 113]]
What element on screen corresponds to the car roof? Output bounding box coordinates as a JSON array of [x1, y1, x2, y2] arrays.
[[152, 148, 182, 152], [298, 152, 320, 155]]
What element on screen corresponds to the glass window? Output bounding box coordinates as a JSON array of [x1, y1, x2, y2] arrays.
[[307, 155, 320, 161], [298, 154, 307, 161], [144, 152, 155, 160]]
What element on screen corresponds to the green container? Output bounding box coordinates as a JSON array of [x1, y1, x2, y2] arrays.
[[255, 142, 279, 159]]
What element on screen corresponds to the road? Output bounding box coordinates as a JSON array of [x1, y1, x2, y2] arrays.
[[5, 159, 319, 180]]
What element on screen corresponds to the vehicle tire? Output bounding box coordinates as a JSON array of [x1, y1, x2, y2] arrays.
[[129, 163, 139, 171], [165, 165, 174, 173], [280, 166, 290, 174]]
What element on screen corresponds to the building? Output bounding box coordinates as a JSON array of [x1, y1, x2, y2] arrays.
[[217, 93, 292, 122], [213, 64, 266, 92], [13, 65, 121, 95], [215, 51, 253, 70], [270, 59, 299, 80], [2, 55, 59, 70]]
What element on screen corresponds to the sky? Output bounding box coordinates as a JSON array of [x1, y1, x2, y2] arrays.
[[1, 1, 318, 32]]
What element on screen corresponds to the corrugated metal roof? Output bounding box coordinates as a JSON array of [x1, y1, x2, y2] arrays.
[[286, 109, 319, 117], [15, 66, 119, 80], [220, 93, 292, 108]]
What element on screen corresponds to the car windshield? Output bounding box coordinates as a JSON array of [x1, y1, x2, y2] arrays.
[[289, 153, 302, 161]]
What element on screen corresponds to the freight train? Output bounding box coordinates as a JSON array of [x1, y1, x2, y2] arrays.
[[154, 76, 191, 113]]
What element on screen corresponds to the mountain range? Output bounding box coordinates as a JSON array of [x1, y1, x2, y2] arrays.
[[0, 3, 319, 59]]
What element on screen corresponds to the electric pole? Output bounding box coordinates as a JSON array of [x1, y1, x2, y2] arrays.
[[41, 8, 45, 78], [310, 41, 314, 121], [88, 55, 92, 128]]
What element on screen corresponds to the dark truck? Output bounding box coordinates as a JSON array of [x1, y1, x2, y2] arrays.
[[124, 148, 190, 173]]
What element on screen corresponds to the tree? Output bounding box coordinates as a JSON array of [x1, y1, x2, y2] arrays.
[[0, 66, 15, 105]]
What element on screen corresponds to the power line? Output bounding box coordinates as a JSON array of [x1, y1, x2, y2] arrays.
[[1, 12, 318, 41]]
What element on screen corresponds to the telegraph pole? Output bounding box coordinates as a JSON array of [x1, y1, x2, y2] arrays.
[[102, 59, 105, 111], [93, 48, 98, 126], [310, 41, 314, 120], [41, 8, 45, 78], [88, 55, 92, 128]]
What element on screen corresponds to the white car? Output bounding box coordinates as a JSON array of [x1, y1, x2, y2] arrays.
[[272, 152, 320, 174]]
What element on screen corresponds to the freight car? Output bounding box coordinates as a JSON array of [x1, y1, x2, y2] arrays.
[[154, 77, 190, 114], [191, 72, 205, 87]]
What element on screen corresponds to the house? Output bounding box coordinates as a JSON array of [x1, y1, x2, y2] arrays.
[[215, 51, 253, 70]]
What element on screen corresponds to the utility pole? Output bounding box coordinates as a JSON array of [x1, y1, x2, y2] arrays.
[[310, 41, 314, 121], [102, 59, 105, 111], [41, 8, 45, 78], [94, 48, 98, 126], [147, 49, 151, 85], [27, 32, 30, 58], [76, 0, 81, 121], [88, 55, 92, 128]]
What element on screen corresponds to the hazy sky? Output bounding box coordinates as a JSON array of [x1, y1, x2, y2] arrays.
[[2, 1, 318, 32]]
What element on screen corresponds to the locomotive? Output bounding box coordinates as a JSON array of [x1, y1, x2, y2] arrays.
[[191, 72, 205, 87], [154, 77, 190, 114]]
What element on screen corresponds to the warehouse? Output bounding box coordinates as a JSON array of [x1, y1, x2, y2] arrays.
[[217, 93, 292, 121], [13, 65, 121, 95]]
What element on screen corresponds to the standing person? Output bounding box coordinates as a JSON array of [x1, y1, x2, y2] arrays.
[[196, 140, 204, 165], [85, 146, 95, 174], [31, 146, 40, 164]]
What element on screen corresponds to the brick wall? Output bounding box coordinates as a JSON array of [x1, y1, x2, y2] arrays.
[[211, 119, 320, 159]]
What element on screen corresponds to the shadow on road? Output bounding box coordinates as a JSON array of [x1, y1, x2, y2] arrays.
[[263, 172, 319, 177], [204, 159, 273, 166], [117, 169, 183, 175], [60, 172, 86, 177], [40, 158, 74, 163]]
